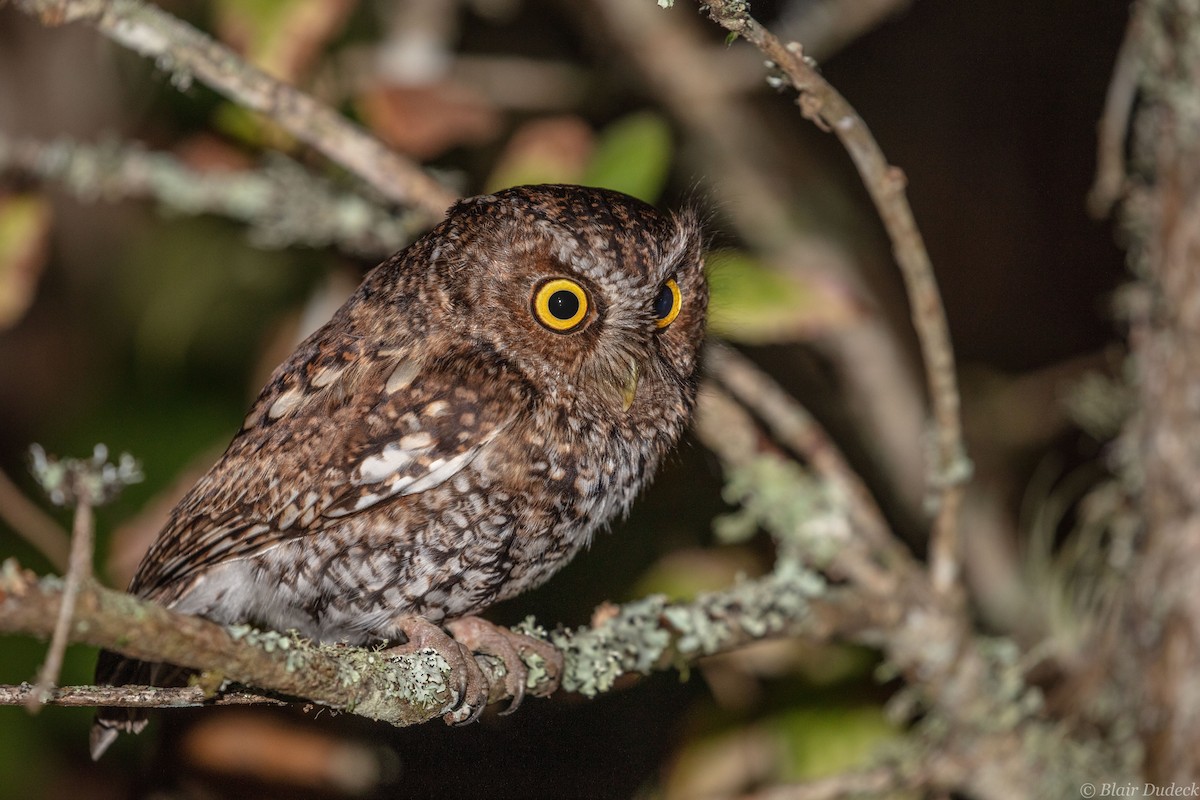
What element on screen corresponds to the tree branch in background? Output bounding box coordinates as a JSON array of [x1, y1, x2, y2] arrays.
[[1088, 2, 1143, 218], [689, 0, 969, 597], [0, 466, 69, 573], [0, 134, 419, 257], [694, 373, 1128, 800], [10, 0, 458, 224]]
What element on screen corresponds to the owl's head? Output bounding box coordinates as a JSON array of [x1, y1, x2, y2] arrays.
[[431, 184, 707, 424]]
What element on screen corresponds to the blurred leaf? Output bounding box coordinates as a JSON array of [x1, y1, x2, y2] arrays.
[[707, 249, 862, 343], [582, 112, 673, 202], [771, 705, 901, 782], [632, 546, 766, 602], [358, 81, 501, 160], [485, 115, 595, 193], [214, 0, 357, 82], [0, 193, 52, 330], [212, 103, 297, 152]]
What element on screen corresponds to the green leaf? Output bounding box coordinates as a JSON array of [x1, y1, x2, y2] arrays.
[[771, 705, 901, 782], [581, 112, 673, 203], [0, 193, 51, 330], [706, 249, 861, 344]]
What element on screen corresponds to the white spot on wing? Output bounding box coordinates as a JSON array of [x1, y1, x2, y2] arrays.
[[385, 360, 420, 393], [356, 443, 415, 483], [404, 450, 475, 494], [399, 432, 434, 450], [310, 366, 344, 388], [268, 389, 304, 419]]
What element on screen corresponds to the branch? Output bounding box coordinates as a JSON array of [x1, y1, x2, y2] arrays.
[[692, 370, 1127, 800], [26, 499, 93, 711], [0, 555, 877, 719], [1088, 2, 1145, 218], [0, 683, 284, 709], [0, 134, 420, 257], [690, 0, 970, 597], [0, 559, 463, 725], [10, 0, 458, 224]]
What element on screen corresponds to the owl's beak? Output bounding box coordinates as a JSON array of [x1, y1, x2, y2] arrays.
[[621, 360, 640, 412]]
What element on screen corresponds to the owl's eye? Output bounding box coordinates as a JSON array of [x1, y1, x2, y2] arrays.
[[653, 278, 682, 328], [533, 278, 590, 332]]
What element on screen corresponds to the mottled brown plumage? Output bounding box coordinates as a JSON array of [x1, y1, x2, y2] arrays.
[[91, 184, 707, 757]]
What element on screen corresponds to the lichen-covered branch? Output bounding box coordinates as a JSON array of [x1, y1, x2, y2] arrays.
[[693, 377, 1130, 800], [685, 0, 969, 596], [0, 554, 879, 721], [0, 559, 456, 726], [1106, 0, 1200, 782], [10, 0, 457, 224], [0, 683, 284, 709], [0, 134, 419, 256]]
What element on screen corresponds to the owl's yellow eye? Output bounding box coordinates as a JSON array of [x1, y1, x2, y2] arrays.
[[653, 278, 682, 328], [533, 278, 589, 332]]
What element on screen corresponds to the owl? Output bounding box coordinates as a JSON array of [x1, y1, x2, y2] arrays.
[[90, 184, 708, 758]]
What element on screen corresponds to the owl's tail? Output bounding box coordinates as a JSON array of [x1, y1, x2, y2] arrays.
[[90, 650, 190, 760]]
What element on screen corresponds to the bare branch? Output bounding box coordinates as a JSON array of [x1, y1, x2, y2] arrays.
[[10, 0, 458, 224], [27, 500, 93, 712], [1088, 3, 1144, 218], [690, 0, 969, 597]]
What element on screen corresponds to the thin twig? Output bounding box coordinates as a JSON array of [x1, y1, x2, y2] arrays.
[[1088, 2, 1144, 218], [1, 683, 284, 709], [26, 499, 94, 712], [692, 0, 969, 596], [0, 466, 70, 572], [11, 0, 458, 224]]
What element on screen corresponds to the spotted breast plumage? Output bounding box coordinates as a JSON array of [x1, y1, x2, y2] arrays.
[[91, 184, 708, 758]]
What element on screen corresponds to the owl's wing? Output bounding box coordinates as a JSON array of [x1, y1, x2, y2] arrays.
[[130, 346, 526, 601]]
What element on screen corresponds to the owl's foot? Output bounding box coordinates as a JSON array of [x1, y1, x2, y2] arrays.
[[444, 616, 564, 715], [386, 616, 489, 725]]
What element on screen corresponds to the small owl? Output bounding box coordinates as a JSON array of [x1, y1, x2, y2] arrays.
[[91, 184, 707, 758]]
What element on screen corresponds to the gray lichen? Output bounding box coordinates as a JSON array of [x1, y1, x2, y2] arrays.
[[716, 455, 848, 566], [29, 443, 143, 507]]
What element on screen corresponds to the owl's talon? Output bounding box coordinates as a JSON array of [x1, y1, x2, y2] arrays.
[[385, 616, 489, 723], [445, 616, 563, 713]]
